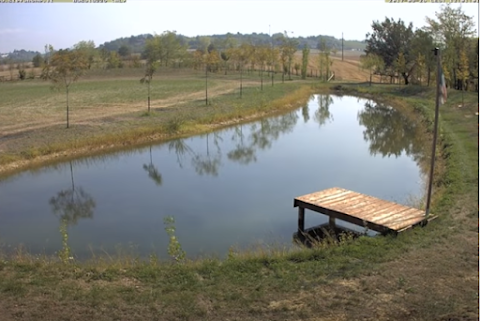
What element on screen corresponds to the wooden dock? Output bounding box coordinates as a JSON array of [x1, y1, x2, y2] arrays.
[[294, 187, 434, 235]]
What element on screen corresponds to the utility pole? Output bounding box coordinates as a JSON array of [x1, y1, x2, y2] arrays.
[[341, 32, 344, 61], [425, 47, 442, 217]]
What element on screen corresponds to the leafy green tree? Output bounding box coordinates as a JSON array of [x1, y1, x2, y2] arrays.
[[278, 32, 298, 81], [73, 40, 97, 69], [32, 53, 42, 68], [50, 49, 89, 128], [232, 43, 250, 98], [410, 29, 435, 86], [365, 18, 415, 84], [360, 54, 384, 85], [98, 47, 110, 70], [301, 44, 310, 79], [255, 45, 269, 90], [414, 53, 426, 85], [426, 4, 476, 89], [394, 52, 407, 85], [318, 39, 333, 81], [40, 44, 55, 80], [107, 51, 122, 69], [158, 31, 187, 67], [118, 44, 131, 58], [140, 58, 157, 113], [457, 48, 469, 105]]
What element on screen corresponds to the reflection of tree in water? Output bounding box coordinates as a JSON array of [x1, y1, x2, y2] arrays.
[[168, 111, 299, 174], [168, 133, 222, 177], [143, 146, 162, 186], [301, 103, 310, 123], [357, 101, 426, 161], [49, 161, 96, 227], [191, 132, 222, 176], [227, 125, 257, 165], [228, 110, 299, 164], [313, 94, 334, 126], [168, 139, 196, 169]]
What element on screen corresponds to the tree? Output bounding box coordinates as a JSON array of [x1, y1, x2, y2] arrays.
[[156, 31, 187, 67], [301, 44, 310, 80], [255, 45, 269, 90], [318, 39, 333, 81], [365, 18, 415, 84], [98, 47, 110, 70], [107, 51, 122, 69], [118, 44, 131, 58], [267, 44, 279, 86], [73, 40, 97, 69], [18, 66, 26, 80], [410, 29, 435, 86], [32, 53, 42, 68], [457, 48, 469, 105], [232, 43, 250, 98], [140, 36, 161, 113], [394, 52, 407, 85], [278, 32, 298, 81], [414, 53, 426, 85], [140, 59, 157, 113], [360, 54, 384, 85], [40, 44, 55, 80], [50, 49, 89, 128], [426, 4, 476, 89]]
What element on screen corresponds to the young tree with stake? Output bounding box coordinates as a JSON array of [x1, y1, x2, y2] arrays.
[[49, 48, 89, 128]]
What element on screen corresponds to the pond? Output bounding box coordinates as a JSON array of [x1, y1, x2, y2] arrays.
[[0, 94, 428, 260]]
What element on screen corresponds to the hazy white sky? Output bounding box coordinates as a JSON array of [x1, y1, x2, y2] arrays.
[[0, 0, 478, 53]]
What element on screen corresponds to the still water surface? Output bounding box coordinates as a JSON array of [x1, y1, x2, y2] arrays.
[[0, 95, 427, 259]]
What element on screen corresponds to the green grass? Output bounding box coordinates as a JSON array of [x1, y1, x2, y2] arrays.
[[0, 82, 478, 320]]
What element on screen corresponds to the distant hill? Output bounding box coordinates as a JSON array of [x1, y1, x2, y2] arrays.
[[0, 49, 41, 64], [99, 32, 366, 54]]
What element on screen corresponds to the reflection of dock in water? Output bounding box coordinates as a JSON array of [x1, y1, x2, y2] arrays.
[[293, 223, 362, 247], [294, 187, 436, 239]]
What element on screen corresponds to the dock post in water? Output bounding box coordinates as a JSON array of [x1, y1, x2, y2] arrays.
[[298, 207, 305, 234]]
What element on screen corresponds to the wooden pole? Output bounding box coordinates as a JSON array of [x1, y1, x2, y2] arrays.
[[298, 207, 305, 234], [425, 48, 441, 217], [341, 32, 344, 61]]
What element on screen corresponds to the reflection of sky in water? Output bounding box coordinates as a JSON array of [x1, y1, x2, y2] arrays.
[[0, 95, 427, 259]]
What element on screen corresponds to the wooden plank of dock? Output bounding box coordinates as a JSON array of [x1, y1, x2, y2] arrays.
[[294, 187, 430, 234]]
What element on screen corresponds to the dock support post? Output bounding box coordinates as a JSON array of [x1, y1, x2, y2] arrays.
[[329, 216, 336, 229], [298, 207, 305, 234]]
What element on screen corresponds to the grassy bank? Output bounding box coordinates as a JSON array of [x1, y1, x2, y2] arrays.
[[0, 84, 477, 320], [0, 73, 314, 178]]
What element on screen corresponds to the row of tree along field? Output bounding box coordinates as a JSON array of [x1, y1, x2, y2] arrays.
[[361, 5, 478, 92], [3, 31, 331, 83]]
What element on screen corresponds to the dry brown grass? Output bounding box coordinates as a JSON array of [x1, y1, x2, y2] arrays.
[[293, 50, 381, 83]]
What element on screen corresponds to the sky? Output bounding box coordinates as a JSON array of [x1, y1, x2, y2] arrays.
[[0, 0, 478, 53]]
